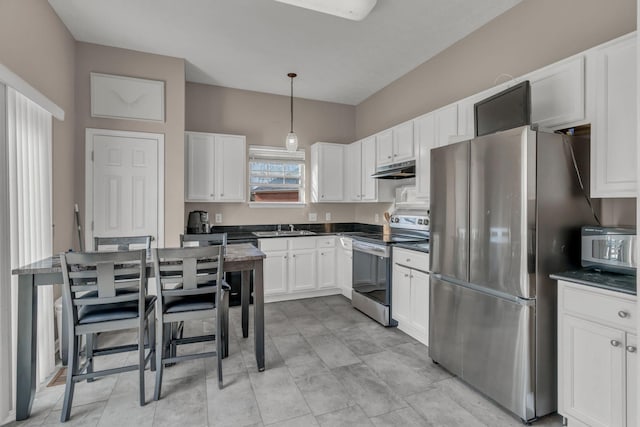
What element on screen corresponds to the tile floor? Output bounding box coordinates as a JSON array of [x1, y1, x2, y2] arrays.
[[6, 295, 564, 427]]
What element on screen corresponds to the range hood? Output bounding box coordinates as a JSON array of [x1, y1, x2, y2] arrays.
[[371, 160, 416, 179]]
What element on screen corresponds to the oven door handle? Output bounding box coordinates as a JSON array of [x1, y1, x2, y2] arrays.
[[352, 241, 390, 258]]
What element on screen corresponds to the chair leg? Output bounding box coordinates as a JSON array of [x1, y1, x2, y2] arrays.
[[61, 334, 80, 422], [149, 316, 156, 372], [86, 333, 95, 383], [154, 322, 164, 401], [138, 325, 146, 406]]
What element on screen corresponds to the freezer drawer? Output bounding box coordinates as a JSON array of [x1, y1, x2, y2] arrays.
[[429, 276, 537, 422]]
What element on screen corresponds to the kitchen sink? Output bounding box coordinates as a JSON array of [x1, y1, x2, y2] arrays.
[[252, 230, 316, 237]]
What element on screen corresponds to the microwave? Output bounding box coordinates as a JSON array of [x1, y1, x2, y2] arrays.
[[581, 226, 636, 274]]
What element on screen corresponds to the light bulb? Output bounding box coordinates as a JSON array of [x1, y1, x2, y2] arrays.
[[286, 132, 298, 151]]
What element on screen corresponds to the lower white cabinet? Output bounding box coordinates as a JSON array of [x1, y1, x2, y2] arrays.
[[558, 280, 637, 427], [336, 237, 352, 298], [392, 247, 430, 345], [259, 236, 341, 301]]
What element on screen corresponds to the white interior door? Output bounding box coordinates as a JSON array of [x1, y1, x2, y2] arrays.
[[86, 128, 164, 249]]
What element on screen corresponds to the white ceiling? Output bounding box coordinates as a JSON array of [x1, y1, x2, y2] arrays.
[[48, 0, 522, 105]]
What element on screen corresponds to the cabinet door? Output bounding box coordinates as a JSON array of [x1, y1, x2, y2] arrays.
[[414, 113, 435, 200], [627, 333, 637, 427], [319, 144, 345, 201], [435, 104, 458, 147], [591, 35, 637, 197], [361, 137, 378, 201], [376, 129, 393, 166], [392, 121, 414, 162], [289, 249, 317, 292], [317, 247, 337, 289], [561, 315, 625, 427], [410, 269, 429, 344], [185, 133, 215, 201], [346, 141, 362, 201], [216, 135, 246, 202], [530, 56, 585, 129], [392, 264, 411, 325], [263, 251, 288, 296]]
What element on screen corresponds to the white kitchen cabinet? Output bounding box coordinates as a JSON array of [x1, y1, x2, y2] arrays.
[[289, 248, 316, 292], [263, 251, 288, 296], [413, 104, 458, 201], [185, 131, 246, 202], [589, 33, 637, 198], [529, 55, 585, 130], [392, 121, 414, 162], [413, 112, 435, 200], [376, 129, 393, 166], [376, 122, 414, 167], [336, 237, 352, 298], [311, 142, 345, 202], [346, 137, 380, 202], [317, 237, 337, 289], [392, 247, 430, 345], [557, 280, 637, 427]]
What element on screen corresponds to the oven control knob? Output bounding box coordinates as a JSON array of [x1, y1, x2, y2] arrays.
[[418, 219, 423, 225], [393, 218, 399, 223]]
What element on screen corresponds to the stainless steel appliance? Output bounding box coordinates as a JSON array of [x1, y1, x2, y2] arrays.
[[352, 211, 429, 326], [187, 210, 210, 234], [581, 226, 637, 274], [429, 125, 595, 422]]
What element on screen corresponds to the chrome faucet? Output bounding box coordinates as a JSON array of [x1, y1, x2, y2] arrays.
[[289, 224, 295, 231]]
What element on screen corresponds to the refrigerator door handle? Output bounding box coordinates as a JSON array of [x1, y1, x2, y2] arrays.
[[433, 274, 535, 307]]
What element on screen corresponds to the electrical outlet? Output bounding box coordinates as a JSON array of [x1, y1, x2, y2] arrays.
[[215, 213, 222, 223], [309, 213, 317, 221], [325, 212, 331, 221], [374, 213, 379, 222]]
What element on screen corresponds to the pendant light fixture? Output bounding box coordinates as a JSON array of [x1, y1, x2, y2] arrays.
[[285, 72, 298, 152]]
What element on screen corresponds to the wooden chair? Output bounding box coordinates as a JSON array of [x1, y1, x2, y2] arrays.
[[60, 249, 156, 422], [180, 233, 227, 247], [153, 245, 229, 399]]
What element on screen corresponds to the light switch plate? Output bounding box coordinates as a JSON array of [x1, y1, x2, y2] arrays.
[[374, 213, 379, 222], [325, 212, 331, 221], [215, 213, 222, 223], [309, 213, 317, 221]]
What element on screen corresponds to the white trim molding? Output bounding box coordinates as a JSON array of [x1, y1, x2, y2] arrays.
[[0, 63, 64, 120]]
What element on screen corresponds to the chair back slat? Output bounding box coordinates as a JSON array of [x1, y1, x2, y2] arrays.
[[73, 293, 139, 306], [96, 262, 116, 298], [94, 235, 152, 258], [182, 257, 198, 290]]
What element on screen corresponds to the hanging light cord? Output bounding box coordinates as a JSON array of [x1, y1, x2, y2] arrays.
[[289, 74, 295, 133]]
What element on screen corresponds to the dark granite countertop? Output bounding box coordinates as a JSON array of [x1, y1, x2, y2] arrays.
[[206, 223, 383, 243], [550, 268, 636, 296]]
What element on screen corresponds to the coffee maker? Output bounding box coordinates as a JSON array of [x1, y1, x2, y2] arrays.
[[186, 210, 210, 234]]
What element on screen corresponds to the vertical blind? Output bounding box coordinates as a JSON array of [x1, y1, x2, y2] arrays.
[[1, 87, 55, 421]]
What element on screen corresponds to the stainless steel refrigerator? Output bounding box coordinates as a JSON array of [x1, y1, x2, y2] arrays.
[[429, 125, 595, 422]]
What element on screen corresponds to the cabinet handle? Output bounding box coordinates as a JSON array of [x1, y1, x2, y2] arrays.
[[404, 273, 409, 277], [611, 340, 621, 347], [210, 193, 215, 197], [618, 310, 629, 318], [406, 258, 411, 262], [292, 254, 296, 258], [220, 193, 224, 197], [387, 155, 391, 159], [627, 346, 637, 353]]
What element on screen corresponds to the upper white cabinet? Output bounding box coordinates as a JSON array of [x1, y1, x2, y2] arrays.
[[414, 113, 435, 200], [376, 122, 414, 167], [185, 131, 246, 202], [311, 142, 345, 202], [529, 56, 586, 130], [346, 137, 379, 202], [414, 104, 458, 201], [589, 33, 637, 198]]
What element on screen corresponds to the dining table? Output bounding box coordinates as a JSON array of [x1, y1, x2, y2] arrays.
[[11, 242, 266, 421]]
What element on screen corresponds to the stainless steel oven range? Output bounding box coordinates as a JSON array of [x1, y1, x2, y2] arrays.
[[351, 211, 429, 326]]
